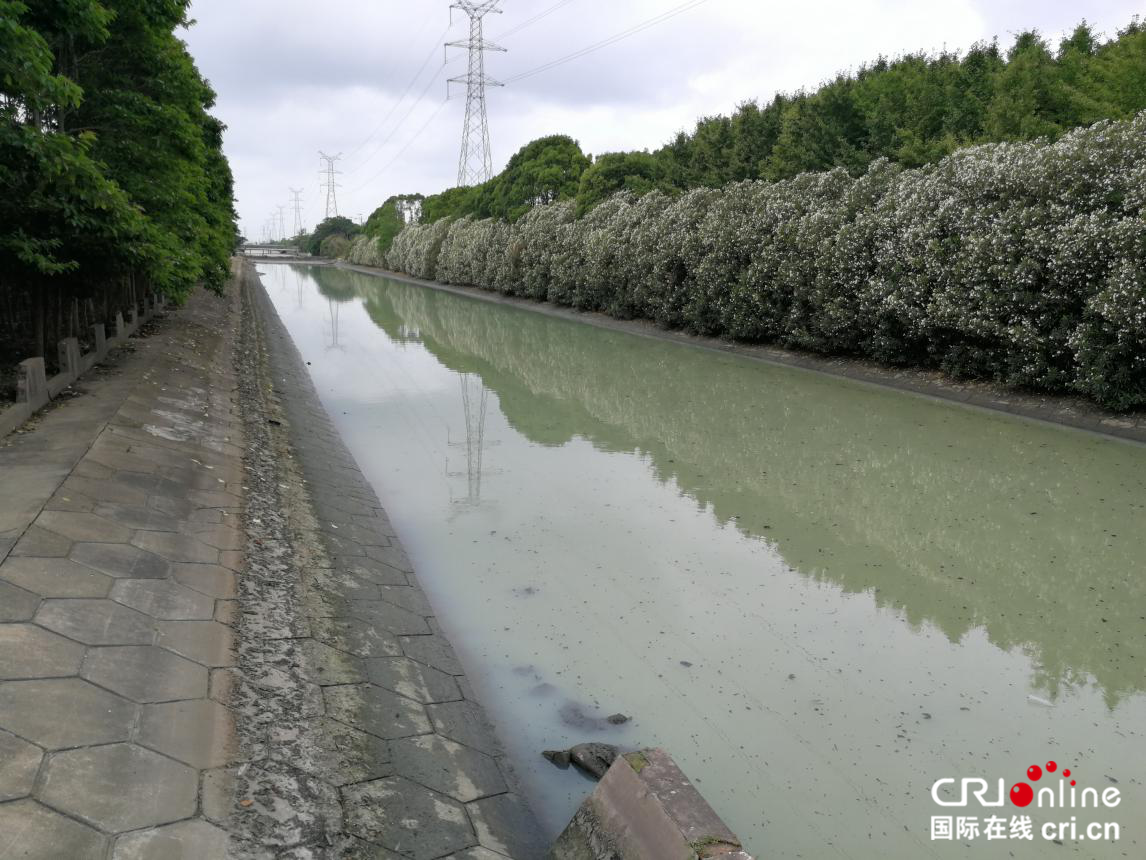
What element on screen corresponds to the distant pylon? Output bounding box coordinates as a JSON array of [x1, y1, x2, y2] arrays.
[[289, 187, 305, 236], [318, 151, 342, 219], [276, 205, 287, 241], [446, 2, 505, 187]]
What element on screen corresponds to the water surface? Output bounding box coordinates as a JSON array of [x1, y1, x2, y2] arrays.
[[260, 263, 1145, 858]]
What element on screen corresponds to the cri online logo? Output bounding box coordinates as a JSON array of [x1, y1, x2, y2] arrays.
[[932, 761, 1121, 809]]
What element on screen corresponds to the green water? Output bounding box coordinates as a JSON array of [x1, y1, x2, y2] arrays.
[[260, 263, 1145, 858]]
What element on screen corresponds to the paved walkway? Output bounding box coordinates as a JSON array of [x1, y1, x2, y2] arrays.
[[0, 286, 244, 858], [0, 267, 545, 859]]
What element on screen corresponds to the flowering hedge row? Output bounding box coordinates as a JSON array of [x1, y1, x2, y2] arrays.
[[384, 115, 1146, 410]]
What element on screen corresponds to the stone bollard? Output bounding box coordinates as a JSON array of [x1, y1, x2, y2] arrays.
[[16, 358, 49, 411], [550, 749, 754, 860], [116, 311, 126, 341], [57, 337, 81, 382], [128, 305, 138, 328], [93, 323, 107, 358]]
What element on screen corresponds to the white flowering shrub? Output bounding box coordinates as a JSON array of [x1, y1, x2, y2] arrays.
[[345, 235, 385, 267], [384, 113, 1146, 409]]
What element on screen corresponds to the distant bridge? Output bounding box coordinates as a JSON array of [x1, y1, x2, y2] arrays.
[[240, 244, 307, 258]]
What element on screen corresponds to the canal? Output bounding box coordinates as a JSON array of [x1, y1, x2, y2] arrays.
[[259, 263, 1145, 858]]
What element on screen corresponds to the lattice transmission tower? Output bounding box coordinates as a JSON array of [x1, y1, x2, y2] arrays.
[[289, 187, 305, 236], [318, 151, 342, 219], [446, 2, 505, 187]]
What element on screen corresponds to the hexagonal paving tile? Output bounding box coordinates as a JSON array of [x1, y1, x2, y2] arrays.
[[0, 678, 135, 749], [444, 849, 515, 860], [0, 557, 113, 598], [110, 579, 215, 620], [400, 634, 465, 675], [0, 580, 40, 621], [34, 510, 133, 543], [426, 700, 503, 756], [348, 601, 430, 636], [0, 624, 85, 679], [0, 799, 107, 858], [468, 792, 549, 859], [0, 728, 42, 800], [70, 542, 170, 579], [269, 717, 391, 786], [201, 760, 341, 846], [366, 657, 461, 704], [39, 743, 196, 832], [342, 776, 476, 859], [138, 699, 235, 768], [111, 819, 229, 860], [156, 620, 236, 667], [310, 617, 402, 659], [131, 531, 219, 564], [390, 735, 506, 802], [81, 645, 208, 702], [301, 639, 365, 685], [170, 563, 237, 598], [35, 598, 155, 645], [10, 525, 73, 558], [323, 684, 431, 740], [91, 503, 182, 532]]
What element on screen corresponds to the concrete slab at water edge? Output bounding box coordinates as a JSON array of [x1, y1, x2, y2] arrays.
[[242, 260, 547, 857]]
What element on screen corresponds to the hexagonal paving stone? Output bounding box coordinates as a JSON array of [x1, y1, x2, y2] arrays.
[[366, 657, 461, 704], [342, 776, 476, 859], [81, 645, 208, 702], [444, 849, 514, 860], [0, 624, 85, 679], [400, 634, 465, 675], [34, 510, 133, 543], [349, 601, 430, 636], [339, 557, 408, 587], [131, 531, 219, 564], [377, 584, 434, 616], [91, 503, 181, 532], [310, 617, 402, 659], [0, 580, 40, 621], [10, 525, 73, 558], [138, 699, 235, 768], [0, 728, 42, 801], [71, 542, 170, 579], [35, 598, 155, 645], [39, 743, 196, 832], [468, 792, 549, 859], [0, 557, 113, 598], [0, 678, 135, 749], [0, 799, 107, 858], [156, 620, 236, 667], [269, 717, 391, 786], [323, 684, 431, 740], [426, 700, 503, 756], [301, 639, 365, 685], [170, 563, 237, 598], [390, 735, 506, 803], [182, 524, 244, 551], [111, 819, 228, 860], [110, 579, 215, 620]]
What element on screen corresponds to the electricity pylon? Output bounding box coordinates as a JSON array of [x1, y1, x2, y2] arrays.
[[276, 205, 287, 241], [318, 151, 342, 219], [289, 187, 305, 236], [446, 2, 505, 187]]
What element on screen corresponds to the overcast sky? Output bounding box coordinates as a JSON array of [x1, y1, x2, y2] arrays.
[[182, 0, 1143, 241]]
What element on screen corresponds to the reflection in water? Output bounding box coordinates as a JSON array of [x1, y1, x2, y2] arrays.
[[264, 263, 1145, 859]]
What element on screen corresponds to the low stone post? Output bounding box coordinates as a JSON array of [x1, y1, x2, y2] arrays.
[[57, 337, 81, 382], [16, 358, 49, 411], [116, 311, 126, 340], [551, 748, 753, 860], [128, 305, 138, 327], [93, 323, 107, 358]]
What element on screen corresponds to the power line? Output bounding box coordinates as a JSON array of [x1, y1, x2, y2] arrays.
[[504, 0, 709, 84], [349, 99, 450, 195], [492, 0, 577, 40], [345, 22, 453, 165]]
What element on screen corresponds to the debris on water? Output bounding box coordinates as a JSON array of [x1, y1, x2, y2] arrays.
[[1027, 694, 1054, 707], [1106, 775, 1119, 784], [680, 660, 693, 668], [542, 749, 571, 768], [787, 673, 796, 680], [529, 682, 556, 697], [607, 713, 630, 725], [560, 702, 611, 732], [922, 713, 932, 719]]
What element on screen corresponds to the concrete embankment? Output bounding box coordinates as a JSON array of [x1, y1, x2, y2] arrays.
[[0, 262, 545, 858]]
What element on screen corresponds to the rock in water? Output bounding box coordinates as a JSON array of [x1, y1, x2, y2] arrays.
[[569, 743, 620, 780], [542, 749, 571, 768], [606, 713, 630, 725]]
